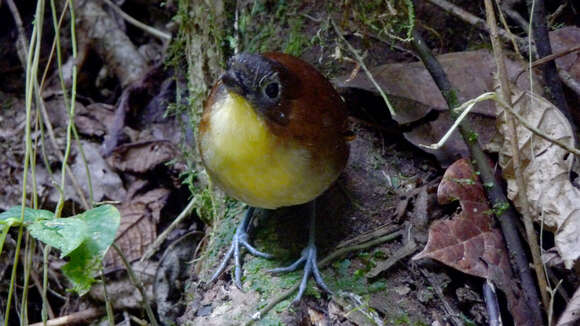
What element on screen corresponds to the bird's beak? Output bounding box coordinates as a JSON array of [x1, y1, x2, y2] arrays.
[[221, 71, 247, 96]]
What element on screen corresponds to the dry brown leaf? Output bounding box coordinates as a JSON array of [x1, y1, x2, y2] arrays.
[[413, 159, 533, 325], [550, 26, 580, 83], [337, 50, 540, 166], [75, 103, 115, 138], [103, 181, 170, 271], [491, 89, 580, 268], [557, 286, 580, 326], [106, 140, 177, 174]]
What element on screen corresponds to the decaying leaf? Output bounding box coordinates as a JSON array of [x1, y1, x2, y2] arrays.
[[337, 50, 540, 166], [491, 89, 580, 269], [103, 180, 170, 271], [106, 140, 177, 174], [75, 103, 115, 138], [557, 286, 580, 326], [549, 26, 580, 84], [413, 159, 532, 325]]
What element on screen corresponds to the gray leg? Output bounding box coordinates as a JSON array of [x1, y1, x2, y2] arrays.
[[210, 207, 273, 289], [269, 201, 332, 302]]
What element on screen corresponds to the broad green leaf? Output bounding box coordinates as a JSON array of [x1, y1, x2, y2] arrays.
[[0, 206, 54, 225], [61, 243, 100, 294], [0, 223, 13, 257], [28, 218, 88, 257], [61, 205, 121, 295]]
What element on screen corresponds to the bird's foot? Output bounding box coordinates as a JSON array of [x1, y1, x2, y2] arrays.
[[269, 244, 332, 303], [210, 209, 272, 289]]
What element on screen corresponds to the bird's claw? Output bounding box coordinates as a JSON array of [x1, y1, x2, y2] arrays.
[[210, 209, 272, 289], [269, 244, 332, 303]]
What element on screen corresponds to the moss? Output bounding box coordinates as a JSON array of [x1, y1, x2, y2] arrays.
[[283, 17, 308, 56], [351, 0, 415, 42], [492, 201, 510, 216], [393, 313, 412, 325]]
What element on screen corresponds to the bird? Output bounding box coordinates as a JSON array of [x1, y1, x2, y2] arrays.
[[198, 52, 349, 302]]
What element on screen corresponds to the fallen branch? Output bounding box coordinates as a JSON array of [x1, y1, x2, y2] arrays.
[[485, 0, 549, 310], [411, 30, 544, 325], [29, 308, 104, 326], [526, 0, 574, 131]]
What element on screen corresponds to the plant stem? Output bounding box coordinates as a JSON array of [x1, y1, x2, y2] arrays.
[[484, 0, 549, 310], [411, 30, 543, 325]]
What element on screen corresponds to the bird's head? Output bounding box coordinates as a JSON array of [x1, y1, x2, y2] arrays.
[[220, 53, 290, 125]]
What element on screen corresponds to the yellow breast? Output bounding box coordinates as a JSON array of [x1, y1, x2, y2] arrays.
[[199, 92, 336, 209]]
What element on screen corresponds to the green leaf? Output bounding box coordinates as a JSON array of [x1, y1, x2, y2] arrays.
[[0, 223, 13, 257], [28, 218, 87, 257], [61, 205, 121, 295], [0, 206, 54, 225]]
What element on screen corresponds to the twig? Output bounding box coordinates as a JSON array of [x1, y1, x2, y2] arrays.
[[513, 44, 580, 85], [488, 0, 554, 309], [411, 30, 544, 325], [140, 196, 198, 262], [500, 0, 531, 34], [233, 0, 240, 54], [547, 279, 563, 326], [497, 96, 580, 157], [112, 244, 159, 326], [559, 69, 580, 97], [425, 0, 530, 54], [418, 92, 496, 150], [547, 2, 567, 27], [482, 281, 502, 326], [29, 308, 104, 326], [101, 0, 171, 41], [366, 225, 417, 278], [526, 0, 574, 131], [419, 268, 464, 326], [243, 229, 404, 325], [421, 91, 580, 157], [494, 0, 524, 60], [330, 19, 396, 117]]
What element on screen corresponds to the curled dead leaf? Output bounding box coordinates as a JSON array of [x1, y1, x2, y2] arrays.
[[557, 286, 580, 326], [490, 89, 580, 269]]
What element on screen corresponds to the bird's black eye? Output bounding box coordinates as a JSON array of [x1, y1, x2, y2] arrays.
[[264, 82, 280, 99]]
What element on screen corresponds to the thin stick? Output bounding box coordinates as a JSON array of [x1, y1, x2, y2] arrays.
[[418, 92, 496, 150], [140, 196, 198, 262], [330, 19, 396, 117], [426, 0, 529, 54], [112, 244, 159, 326], [485, 0, 549, 311], [411, 30, 544, 325], [420, 91, 580, 157], [513, 44, 580, 85], [496, 96, 580, 156], [29, 308, 104, 326], [101, 0, 171, 41]]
